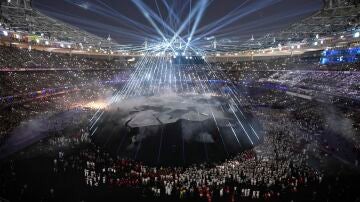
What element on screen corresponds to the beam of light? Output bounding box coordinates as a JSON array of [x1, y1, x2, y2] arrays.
[[193, 60, 257, 147], [90, 127, 98, 137], [67, 0, 156, 34], [157, 126, 164, 163], [250, 125, 260, 140], [228, 121, 242, 147], [176, 53, 258, 145], [132, 0, 174, 50], [211, 110, 229, 156], [94, 0, 155, 33], [229, 105, 254, 145], [192, 0, 283, 43], [89, 108, 101, 122], [154, 0, 168, 35], [39, 7, 144, 41], [205, 4, 320, 39], [90, 111, 104, 130], [37, 7, 154, 43], [82, 0, 272, 157], [165, 0, 206, 52], [132, 0, 206, 54], [160, 0, 181, 28], [185, 0, 208, 52]]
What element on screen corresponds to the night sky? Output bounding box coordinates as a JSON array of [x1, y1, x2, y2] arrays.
[[32, 0, 323, 46]]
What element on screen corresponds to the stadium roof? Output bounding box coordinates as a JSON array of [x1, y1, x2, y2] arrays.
[[237, 0, 360, 51], [0, 0, 118, 49], [0, 0, 359, 53]]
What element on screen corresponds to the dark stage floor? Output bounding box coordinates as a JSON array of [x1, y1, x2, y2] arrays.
[[91, 93, 261, 166]]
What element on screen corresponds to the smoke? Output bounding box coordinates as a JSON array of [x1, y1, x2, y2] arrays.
[[325, 107, 355, 141], [0, 110, 83, 158], [107, 93, 231, 145], [180, 120, 205, 142], [196, 132, 215, 143], [127, 125, 161, 150]]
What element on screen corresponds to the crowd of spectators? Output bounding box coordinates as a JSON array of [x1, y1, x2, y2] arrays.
[[213, 53, 360, 104], [0, 70, 128, 96], [1, 87, 360, 201], [0, 68, 127, 143], [0, 45, 131, 70], [0, 46, 360, 201], [0, 46, 133, 144], [259, 70, 360, 100]]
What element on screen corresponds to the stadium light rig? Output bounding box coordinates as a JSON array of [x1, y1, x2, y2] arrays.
[[354, 32, 360, 38]]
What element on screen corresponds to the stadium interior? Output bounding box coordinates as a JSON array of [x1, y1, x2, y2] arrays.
[[0, 0, 360, 201]]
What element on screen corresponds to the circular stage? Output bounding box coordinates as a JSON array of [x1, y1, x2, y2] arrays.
[[91, 93, 261, 166]]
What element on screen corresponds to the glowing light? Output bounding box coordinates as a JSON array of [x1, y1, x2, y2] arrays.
[[354, 32, 360, 38], [81, 3, 89, 9], [45, 41, 49, 45], [2, 30, 8, 36], [84, 101, 108, 109]]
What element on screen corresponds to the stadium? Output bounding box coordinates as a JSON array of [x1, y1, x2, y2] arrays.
[[0, 0, 360, 201]]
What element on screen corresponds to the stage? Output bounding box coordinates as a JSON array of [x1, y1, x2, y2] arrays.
[[91, 93, 261, 166]]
